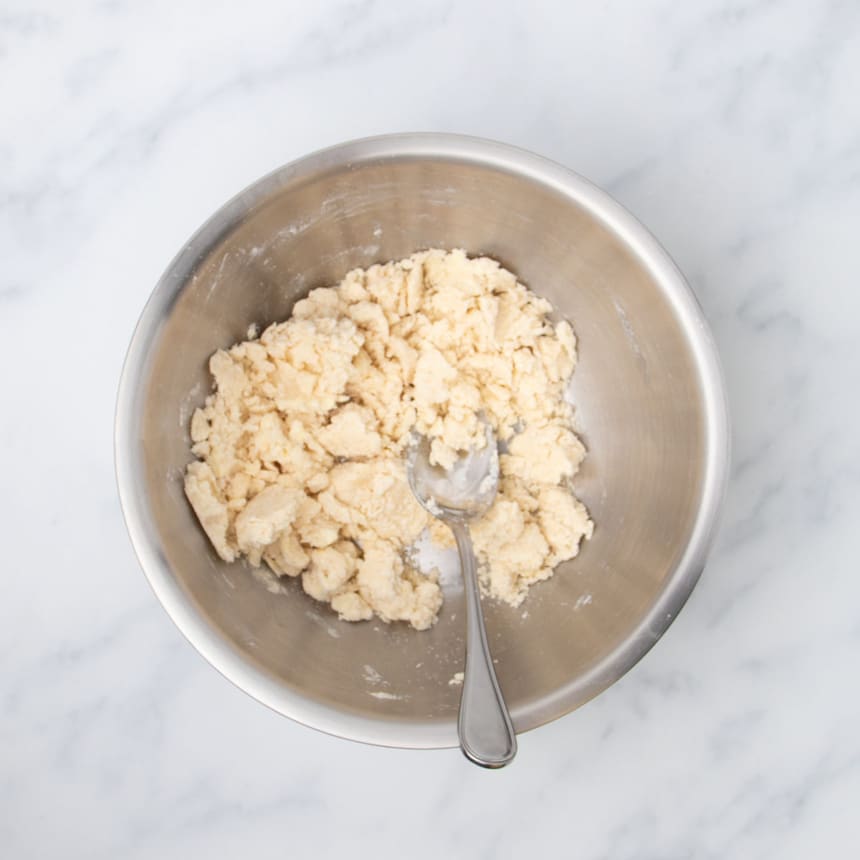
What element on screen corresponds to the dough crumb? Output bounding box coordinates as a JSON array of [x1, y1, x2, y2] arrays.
[[184, 250, 592, 629]]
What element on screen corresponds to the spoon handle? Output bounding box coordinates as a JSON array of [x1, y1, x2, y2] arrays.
[[450, 520, 517, 768]]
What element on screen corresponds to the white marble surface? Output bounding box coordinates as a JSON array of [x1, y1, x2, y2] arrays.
[[2, 0, 859, 856]]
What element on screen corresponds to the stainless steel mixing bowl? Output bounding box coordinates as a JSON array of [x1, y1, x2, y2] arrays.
[[116, 133, 729, 748]]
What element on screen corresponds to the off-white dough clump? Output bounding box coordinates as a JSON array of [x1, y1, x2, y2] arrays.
[[185, 249, 593, 630]]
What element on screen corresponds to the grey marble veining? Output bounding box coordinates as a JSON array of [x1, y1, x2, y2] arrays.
[[2, 0, 858, 856]]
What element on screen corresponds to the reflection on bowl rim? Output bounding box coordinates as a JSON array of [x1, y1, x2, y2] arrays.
[[115, 133, 730, 749]]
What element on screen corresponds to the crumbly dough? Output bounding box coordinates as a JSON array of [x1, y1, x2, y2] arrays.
[[185, 249, 593, 630]]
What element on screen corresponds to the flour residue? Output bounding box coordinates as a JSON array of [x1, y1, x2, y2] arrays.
[[368, 691, 407, 701], [574, 593, 593, 610]]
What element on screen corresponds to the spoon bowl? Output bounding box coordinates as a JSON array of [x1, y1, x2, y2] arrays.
[[406, 421, 499, 520]]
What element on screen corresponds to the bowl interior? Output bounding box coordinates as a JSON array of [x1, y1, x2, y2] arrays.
[[124, 139, 723, 746]]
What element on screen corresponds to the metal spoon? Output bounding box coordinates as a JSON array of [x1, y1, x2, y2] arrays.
[[406, 419, 517, 768]]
